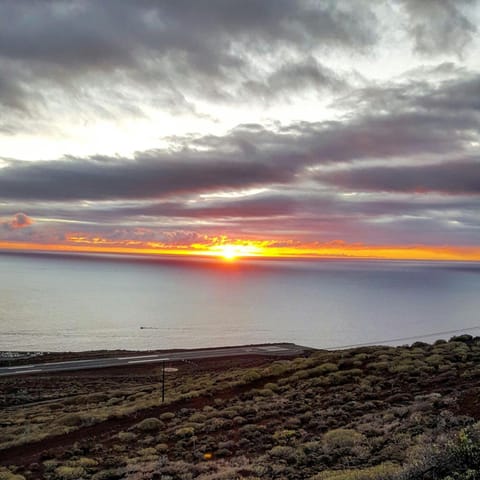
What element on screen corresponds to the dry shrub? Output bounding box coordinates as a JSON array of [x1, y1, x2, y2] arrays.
[[133, 417, 163, 432], [323, 429, 366, 452], [311, 462, 399, 480]]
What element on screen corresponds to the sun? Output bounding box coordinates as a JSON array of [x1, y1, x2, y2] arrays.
[[209, 243, 262, 261], [219, 245, 239, 260]]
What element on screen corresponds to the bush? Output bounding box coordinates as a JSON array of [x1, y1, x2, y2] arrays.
[[159, 412, 175, 421], [323, 429, 366, 452], [72, 457, 98, 468], [311, 462, 399, 479], [269, 445, 296, 459], [91, 469, 124, 480], [273, 429, 298, 444], [55, 413, 86, 427], [133, 418, 163, 432], [117, 431, 137, 442], [175, 426, 195, 438], [54, 466, 86, 479], [313, 363, 339, 375], [241, 369, 263, 383], [0, 469, 26, 480], [399, 427, 480, 479]]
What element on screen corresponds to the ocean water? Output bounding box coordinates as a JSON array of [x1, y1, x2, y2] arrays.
[[1, 252, 480, 352]]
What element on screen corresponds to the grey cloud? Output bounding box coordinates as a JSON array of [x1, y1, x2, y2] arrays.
[[0, 0, 379, 126], [4, 186, 478, 234], [340, 70, 480, 118], [1, 212, 33, 231], [418, 74, 480, 112], [0, 151, 294, 202], [1, 72, 478, 204], [0, 72, 29, 112], [398, 0, 477, 56], [241, 57, 348, 101], [0, 1, 377, 77], [2, 183, 478, 246], [315, 159, 480, 195]]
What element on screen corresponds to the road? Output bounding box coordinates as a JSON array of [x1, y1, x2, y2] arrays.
[[0, 343, 306, 377]]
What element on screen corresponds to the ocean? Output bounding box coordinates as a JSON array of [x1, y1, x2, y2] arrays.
[[1, 252, 479, 352]]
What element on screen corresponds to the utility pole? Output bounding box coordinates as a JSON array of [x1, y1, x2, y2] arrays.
[[162, 360, 165, 403]]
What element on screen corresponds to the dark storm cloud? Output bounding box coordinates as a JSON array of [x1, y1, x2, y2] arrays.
[[0, 0, 383, 139], [316, 159, 480, 195], [397, 0, 477, 56], [418, 75, 480, 112], [339, 69, 480, 118], [0, 1, 377, 66], [1, 62, 479, 204], [0, 152, 295, 202], [0, 108, 472, 203]]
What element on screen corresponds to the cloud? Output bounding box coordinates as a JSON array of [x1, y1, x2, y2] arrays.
[[1, 66, 479, 204], [397, 0, 477, 56], [2, 213, 33, 230], [0, 0, 378, 133], [315, 159, 480, 195], [0, 0, 479, 253], [241, 57, 348, 101], [0, 150, 295, 202], [0, 1, 377, 67]]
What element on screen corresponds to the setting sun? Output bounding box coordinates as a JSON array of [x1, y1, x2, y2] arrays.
[[219, 245, 238, 260], [209, 243, 262, 261]]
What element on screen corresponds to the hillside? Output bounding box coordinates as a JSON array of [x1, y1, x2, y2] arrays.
[[1, 336, 480, 480]]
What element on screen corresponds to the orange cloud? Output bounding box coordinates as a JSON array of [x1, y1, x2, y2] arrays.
[[2, 213, 33, 230], [0, 234, 480, 262]]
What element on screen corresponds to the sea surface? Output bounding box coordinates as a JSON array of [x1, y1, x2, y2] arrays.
[[1, 252, 480, 352]]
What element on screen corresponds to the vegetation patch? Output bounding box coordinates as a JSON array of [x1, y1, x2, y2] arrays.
[[2, 337, 480, 479]]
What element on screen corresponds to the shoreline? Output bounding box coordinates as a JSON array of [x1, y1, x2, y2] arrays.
[[2, 334, 480, 478], [0, 342, 313, 370]]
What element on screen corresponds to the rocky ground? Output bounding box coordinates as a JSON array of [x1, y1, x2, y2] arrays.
[[1, 336, 480, 480]]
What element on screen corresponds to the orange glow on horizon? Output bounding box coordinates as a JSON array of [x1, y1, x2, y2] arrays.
[[1, 238, 480, 262], [207, 243, 262, 261]]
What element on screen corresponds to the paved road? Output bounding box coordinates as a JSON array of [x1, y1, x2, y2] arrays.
[[0, 344, 305, 377]]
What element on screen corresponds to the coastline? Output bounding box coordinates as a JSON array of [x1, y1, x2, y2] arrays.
[[2, 335, 480, 479]]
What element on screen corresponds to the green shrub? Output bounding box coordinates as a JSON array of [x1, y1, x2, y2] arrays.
[[175, 426, 194, 438], [117, 431, 137, 442], [189, 413, 207, 423], [273, 429, 298, 444], [311, 462, 400, 479], [91, 468, 124, 480], [133, 417, 163, 432], [425, 354, 444, 367], [71, 457, 98, 468], [269, 445, 296, 459], [138, 447, 157, 457], [43, 460, 59, 472], [55, 413, 86, 427], [241, 369, 263, 383], [0, 469, 26, 480], [54, 466, 86, 479], [159, 412, 175, 421], [366, 361, 389, 372], [314, 363, 339, 375], [323, 429, 366, 452]]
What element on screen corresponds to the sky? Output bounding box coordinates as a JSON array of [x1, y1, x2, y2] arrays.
[[0, 0, 480, 261]]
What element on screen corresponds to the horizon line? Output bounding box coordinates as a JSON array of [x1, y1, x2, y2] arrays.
[[1, 240, 480, 263]]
